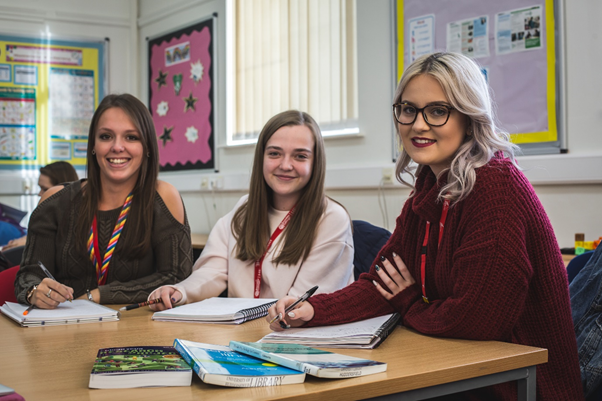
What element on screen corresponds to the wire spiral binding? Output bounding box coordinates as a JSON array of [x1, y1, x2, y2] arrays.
[[240, 300, 277, 322]]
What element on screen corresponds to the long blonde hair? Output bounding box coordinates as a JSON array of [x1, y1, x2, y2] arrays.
[[231, 110, 327, 266], [394, 52, 519, 203]]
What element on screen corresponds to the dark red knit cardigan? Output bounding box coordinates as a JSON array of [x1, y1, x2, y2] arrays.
[[307, 155, 583, 400]]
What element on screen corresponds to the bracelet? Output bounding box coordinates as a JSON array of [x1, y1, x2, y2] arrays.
[[86, 289, 94, 302], [26, 285, 38, 305]]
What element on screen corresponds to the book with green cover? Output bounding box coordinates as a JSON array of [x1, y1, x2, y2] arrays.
[[173, 339, 305, 387], [89, 346, 192, 389], [230, 341, 387, 378]]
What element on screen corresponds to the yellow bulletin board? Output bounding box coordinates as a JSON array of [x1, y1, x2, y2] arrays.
[[395, 0, 564, 153], [0, 35, 107, 169]]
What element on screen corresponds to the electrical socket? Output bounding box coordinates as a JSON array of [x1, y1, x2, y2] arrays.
[[382, 168, 394, 185], [200, 177, 209, 190], [209, 176, 224, 190]]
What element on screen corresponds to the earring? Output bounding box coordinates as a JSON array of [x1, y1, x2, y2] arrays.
[[92, 149, 95, 155], [147, 152, 150, 158]]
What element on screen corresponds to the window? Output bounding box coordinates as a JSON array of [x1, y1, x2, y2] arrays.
[[228, 0, 358, 145]]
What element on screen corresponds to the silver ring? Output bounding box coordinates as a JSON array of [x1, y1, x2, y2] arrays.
[[46, 288, 52, 298]]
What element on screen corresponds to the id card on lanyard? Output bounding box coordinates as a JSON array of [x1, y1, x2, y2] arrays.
[[253, 206, 295, 298], [420, 198, 449, 303]]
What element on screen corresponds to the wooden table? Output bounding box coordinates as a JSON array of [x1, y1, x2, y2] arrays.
[[0, 306, 547, 401]]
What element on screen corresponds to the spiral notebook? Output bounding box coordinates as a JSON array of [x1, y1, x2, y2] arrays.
[[259, 313, 401, 349], [152, 297, 277, 324], [0, 300, 119, 327]]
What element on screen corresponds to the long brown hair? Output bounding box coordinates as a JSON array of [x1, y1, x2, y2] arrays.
[[75, 94, 159, 258], [40, 161, 79, 185], [232, 110, 326, 266]]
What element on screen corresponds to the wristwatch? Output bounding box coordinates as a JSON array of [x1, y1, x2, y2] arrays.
[[86, 289, 94, 302], [26, 285, 38, 305]]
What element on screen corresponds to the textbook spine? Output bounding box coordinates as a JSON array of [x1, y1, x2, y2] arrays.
[[174, 339, 201, 376]]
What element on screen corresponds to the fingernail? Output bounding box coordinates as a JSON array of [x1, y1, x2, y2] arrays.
[[375, 264, 380, 271], [288, 312, 295, 318], [372, 280, 378, 287], [380, 255, 385, 261], [279, 321, 288, 329], [392, 252, 398, 257], [171, 298, 176, 303]]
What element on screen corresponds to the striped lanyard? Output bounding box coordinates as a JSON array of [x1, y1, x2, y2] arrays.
[[253, 206, 296, 298], [420, 199, 450, 303], [88, 193, 133, 286]]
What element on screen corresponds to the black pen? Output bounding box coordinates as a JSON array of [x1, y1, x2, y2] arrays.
[[269, 285, 319, 324], [38, 261, 72, 302]]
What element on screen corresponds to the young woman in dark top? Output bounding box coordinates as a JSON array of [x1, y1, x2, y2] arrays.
[[15, 94, 193, 306]]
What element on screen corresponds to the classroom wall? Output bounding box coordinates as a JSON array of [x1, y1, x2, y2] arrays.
[[0, 0, 600, 248], [0, 0, 137, 213], [142, 0, 602, 248]]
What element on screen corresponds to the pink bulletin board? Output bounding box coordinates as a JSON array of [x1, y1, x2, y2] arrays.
[[148, 16, 215, 171]]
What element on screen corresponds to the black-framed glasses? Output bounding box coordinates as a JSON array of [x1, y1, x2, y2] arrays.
[[393, 103, 454, 127]]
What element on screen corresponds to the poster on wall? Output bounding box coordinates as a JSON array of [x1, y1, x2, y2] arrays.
[[148, 16, 215, 172], [0, 35, 106, 169]]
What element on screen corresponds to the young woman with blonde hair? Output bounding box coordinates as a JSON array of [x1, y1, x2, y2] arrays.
[[267, 53, 583, 400], [150, 110, 354, 310]]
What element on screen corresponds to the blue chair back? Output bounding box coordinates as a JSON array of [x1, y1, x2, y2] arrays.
[[352, 220, 391, 280], [567, 251, 595, 284]]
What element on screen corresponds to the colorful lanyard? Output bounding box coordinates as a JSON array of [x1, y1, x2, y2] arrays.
[[253, 206, 295, 298], [420, 199, 450, 303], [87, 193, 133, 286]]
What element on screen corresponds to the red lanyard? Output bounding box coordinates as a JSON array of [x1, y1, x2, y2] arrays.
[[253, 206, 295, 298], [420, 199, 450, 303]]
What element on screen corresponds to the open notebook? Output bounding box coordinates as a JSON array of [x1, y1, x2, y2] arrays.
[[152, 297, 277, 324], [260, 313, 401, 349], [0, 300, 119, 327]]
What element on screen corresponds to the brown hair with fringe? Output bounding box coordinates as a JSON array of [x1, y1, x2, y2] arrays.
[[231, 110, 326, 266]]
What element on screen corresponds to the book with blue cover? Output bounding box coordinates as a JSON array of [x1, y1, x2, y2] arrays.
[[230, 341, 387, 378], [173, 339, 305, 387]]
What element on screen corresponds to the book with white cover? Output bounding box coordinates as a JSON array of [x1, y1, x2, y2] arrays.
[[260, 313, 401, 349], [0, 300, 119, 327], [152, 297, 277, 324], [230, 341, 387, 378]]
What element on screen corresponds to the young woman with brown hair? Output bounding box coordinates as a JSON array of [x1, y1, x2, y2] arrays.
[[14, 94, 193, 306], [149, 110, 354, 310]]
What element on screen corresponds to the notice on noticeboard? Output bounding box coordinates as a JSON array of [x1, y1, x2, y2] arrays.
[[447, 15, 490, 58], [495, 5, 543, 55]]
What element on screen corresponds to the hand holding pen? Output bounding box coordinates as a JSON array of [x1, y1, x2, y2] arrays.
[[267, 286, 318, 330], [24, 261, 74, 315]]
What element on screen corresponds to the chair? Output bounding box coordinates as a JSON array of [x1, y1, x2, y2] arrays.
[[352, 220, 391, 280], [567, 251, 595, 284], [0, 265, 19, 306]]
